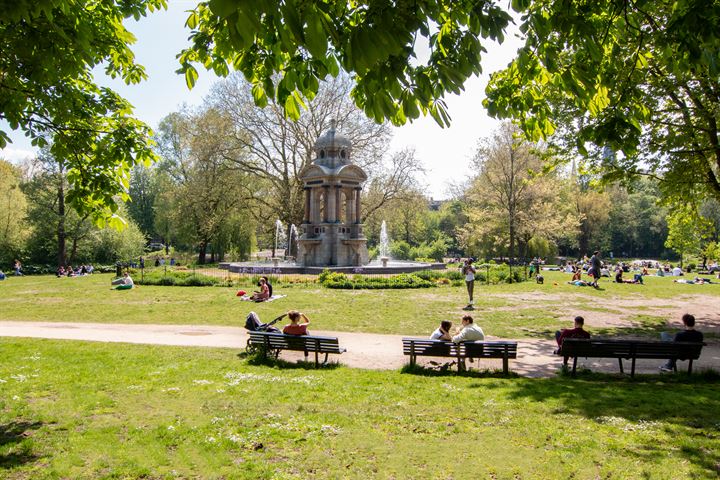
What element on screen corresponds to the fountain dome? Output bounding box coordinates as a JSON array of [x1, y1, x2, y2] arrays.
[[313, 119, 352, 169]]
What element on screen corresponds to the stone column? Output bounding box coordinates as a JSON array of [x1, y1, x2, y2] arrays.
[[355, 187, 362, 224], [334, 185, 341, 223], [303, 187, 311, 223], [323, 186, 329, 223], [345, 188, 353, 224]]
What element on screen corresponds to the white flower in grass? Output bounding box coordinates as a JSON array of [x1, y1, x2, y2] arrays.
[[205, 436, 217, 443], [12, 395, 20, 401], [127, 385, 142, 390], [167, 425, 175, 431], [10, 374, 27, 382], [163, 387, 181, 393], [216, 388, 225, 393], [0, 379, 6, 383], [226, 433, 242, 443], [320, 425, 342, 435], [193, 379, 213, 385]]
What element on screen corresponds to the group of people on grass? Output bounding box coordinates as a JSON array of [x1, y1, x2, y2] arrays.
[[57, 264, 94, 277]]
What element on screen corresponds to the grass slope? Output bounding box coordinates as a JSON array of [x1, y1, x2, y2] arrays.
[[1, 339, 719, 479], [1, 272, 719, 338]]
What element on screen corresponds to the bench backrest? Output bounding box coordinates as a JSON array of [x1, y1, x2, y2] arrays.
[[562, 338, 704, 359], [465, 341, 518, 359], [248, 331, 344, 353], [402, 338, 517, 358]]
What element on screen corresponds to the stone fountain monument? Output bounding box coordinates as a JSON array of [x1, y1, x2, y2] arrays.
[[296, 120, 369, 267]]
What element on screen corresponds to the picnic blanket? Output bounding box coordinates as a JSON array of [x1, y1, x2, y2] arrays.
[[239, 294, 287, 303]]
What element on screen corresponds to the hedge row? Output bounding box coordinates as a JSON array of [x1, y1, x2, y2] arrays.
[[318, 271, 434, 289]]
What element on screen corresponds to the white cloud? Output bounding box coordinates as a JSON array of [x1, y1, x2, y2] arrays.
[[0, 147, 36, 164]]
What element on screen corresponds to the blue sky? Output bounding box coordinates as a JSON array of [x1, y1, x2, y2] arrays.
[[2, 1, 523, 199]]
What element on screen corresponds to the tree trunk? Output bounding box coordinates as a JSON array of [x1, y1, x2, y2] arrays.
[[198, 241, 208, 264], [57, 181, 67, 267]]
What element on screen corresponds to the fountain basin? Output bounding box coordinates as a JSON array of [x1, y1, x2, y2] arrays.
[[219, 260, 445, 275]]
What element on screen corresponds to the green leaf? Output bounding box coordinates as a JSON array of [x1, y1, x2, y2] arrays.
[[184, 65, 198, 89]]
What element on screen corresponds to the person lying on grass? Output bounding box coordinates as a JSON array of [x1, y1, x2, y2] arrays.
[[282, 310, 310, 335]]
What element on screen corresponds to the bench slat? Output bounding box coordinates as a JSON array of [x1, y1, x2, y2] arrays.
[[401, 338, 518, 373], [561, 338, 705, 377]]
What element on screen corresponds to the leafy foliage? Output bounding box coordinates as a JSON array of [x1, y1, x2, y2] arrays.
[[0, 0, 165, 224], [138, 270, 225, 287], [486, 0, 720, 201], [318, 270, 434, 289], [181, 0, 512, 126]]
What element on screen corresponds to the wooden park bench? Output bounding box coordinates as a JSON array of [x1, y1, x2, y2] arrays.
[[561, 338, 705, 377], [247, 331, 346, 367], [402, 338, 518, 374]]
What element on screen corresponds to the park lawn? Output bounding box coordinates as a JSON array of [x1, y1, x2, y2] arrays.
[[1, 338, 719, 479], [0, 272, 718, 338]]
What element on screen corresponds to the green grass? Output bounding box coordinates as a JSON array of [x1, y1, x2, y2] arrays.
[[1, 339, 719, 479], [1, 271, 719, 338]]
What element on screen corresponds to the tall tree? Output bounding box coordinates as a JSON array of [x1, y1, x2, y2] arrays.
[[155, 107, 255, 264], [1, 0, 162, 223], [127, 164, 158, 239], [460, 123, 579, 260], [0, 159, 30, 265]]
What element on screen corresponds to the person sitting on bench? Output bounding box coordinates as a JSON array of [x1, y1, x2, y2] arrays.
[[554, 316, 591, 358], [659, 313, 703, 372], [451, 315, 484, 343], [430, 320, 453, 341], [282, 310, 310, 335]]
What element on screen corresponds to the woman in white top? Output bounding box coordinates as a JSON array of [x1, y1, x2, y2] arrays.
[[430, 321, 453, 341], [462, 258, 476, 307]]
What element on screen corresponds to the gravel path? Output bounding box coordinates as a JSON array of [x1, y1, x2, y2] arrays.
[[1, 321, 718, 378]]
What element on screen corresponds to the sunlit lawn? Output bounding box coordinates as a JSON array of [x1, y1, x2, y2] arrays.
[[1, 271, 718, 338], [1, 339, 719, 479]]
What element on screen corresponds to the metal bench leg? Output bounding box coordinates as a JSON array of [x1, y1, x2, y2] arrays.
[[630, 358, 635, 378], [572, 357, 577, 376], [314, 351, 319, 367], [503, 356, 509, 375], [410, 355, 416, 367], [618, 358, 624, 374], [323, 352, 329, 365], [687, 359, 693, 375]]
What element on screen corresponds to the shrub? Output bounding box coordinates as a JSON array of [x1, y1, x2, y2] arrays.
[[320, 272, 434, 289], [138, 270, 225, 287]]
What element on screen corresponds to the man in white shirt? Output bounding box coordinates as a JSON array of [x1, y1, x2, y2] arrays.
[[452, 315, 485, 343], [672, 265, 683, 276]]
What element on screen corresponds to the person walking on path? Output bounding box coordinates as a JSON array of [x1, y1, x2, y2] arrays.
[[462, 258, 476, 310]]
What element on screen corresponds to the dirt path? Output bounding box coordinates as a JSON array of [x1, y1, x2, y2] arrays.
[[1, 321, 718, 378]]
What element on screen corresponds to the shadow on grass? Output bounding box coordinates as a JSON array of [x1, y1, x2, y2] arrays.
[[0, 420, 42, 469], [497, 369, 720, 476], [238, 351, 342, 370], [400, 363, 520, 379]]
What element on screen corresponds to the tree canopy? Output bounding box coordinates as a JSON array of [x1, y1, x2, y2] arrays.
[[0, 0, 164, 224], [485, 0, 720, 200], [182, 0, 720, 203]]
